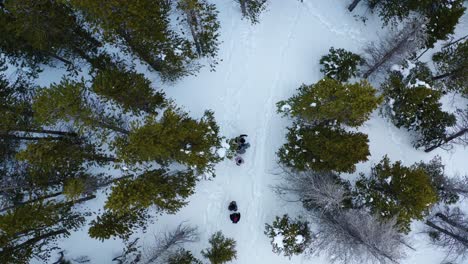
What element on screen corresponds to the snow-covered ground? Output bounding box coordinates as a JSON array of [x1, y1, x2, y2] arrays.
[[36, 0, 468, 263]]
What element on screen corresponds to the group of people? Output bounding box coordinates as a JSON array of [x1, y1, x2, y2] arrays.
[[228, 201, 241, 224], [233, 134, 250, 166], [227, 134, 250, 224]]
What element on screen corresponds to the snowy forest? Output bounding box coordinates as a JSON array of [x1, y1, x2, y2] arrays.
[[0, 0, 467, 264]]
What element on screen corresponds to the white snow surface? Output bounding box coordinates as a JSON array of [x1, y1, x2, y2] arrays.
[[31, 0, 468, 263]]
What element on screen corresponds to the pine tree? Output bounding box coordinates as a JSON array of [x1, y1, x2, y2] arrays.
[[62, 178, 86, 201], [89, 169, 196, 240], [277, 78, 382, 127], [177, 0, 220, 61], [32, 78, 129, 136], [88, 209, 149, 241], [264, 214, 312, 258], [277, 123, 370, 173], [0, 199, 90, 263], [92, 66, 166, 114], [367, 0, 466, 47], [104, 169, 195, 215], [319, 47, 364, 82], [168, 249, 203, 264], [114, 108, 222, 175], [381, 71, 456, 149], [354, 156, 439, 232], [416, 156, 460, 205], [0, 0, 101, 72], [66, 0, 197, 81], [201, 231, 237, 264], [432, 40, 468, 97], [237, 0, 268, 24], [0, 73, 81, 142]]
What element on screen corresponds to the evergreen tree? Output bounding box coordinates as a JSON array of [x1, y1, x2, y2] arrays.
[[32, 79, 92, 127], [367, 0, 466, 47], [168, 249, 203, 264], [15, 138, 114, 188], [104, 169, 195, 215], [354, 156, 439, 232], [432, 40, 468, 97], [0, 199, 90, 263], [277, 78, 382, 127], [264, 214, 312, 258], [89, 169, 195, 240], [66, 0, 197, 81], [237, 0, 268, 24], [416, 156, 460, 205], [277, 123, 370, 173], [0, 73, 80, 142], [381, 71, 456, 149], [62, 178, 87, 201], [88, 209, 149, 241], [177, 0, 220, 61], [114, 108, 222, 175], [32, 78, 129, 136], [0, 0, 101, 72], [319, 47, 364, 82], [92, 66, 166, 114], [201, 231, 237, 264]]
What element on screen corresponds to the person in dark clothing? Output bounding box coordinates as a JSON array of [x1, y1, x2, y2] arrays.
[[230, 212, 241, 224], [228, 201, 238, 211], [235, 156, 244, 166], [235, 134, 250, 154]]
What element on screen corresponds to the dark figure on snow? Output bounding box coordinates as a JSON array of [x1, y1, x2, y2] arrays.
[[235, 156, 244, 166], [235, 134, 250, 154], [228, 201, 238, 211], [230, 212, 241, 224]]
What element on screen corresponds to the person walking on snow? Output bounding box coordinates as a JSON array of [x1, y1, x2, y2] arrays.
[[228, 201, 238, 211], [228, 201, 241, 223], [235, 134, 250, 154], [235, 156, 244, 166]]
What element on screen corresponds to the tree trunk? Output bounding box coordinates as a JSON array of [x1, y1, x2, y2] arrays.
[[26, 129, 78, 137], [348, 0, 362, 12], [10, 229, 68, 252], [45, 51, 73, 66], [0, 192, 63, 213], [431, 67, 463, 81], [425, 220, 468, 246], [363, 33, 413, 78], [90, 154, 118, 163], [424, 128, 468, 152], [92, 119, 129, 135], [239, 0, 247, 17], [435, 213, 468, 233], [186, 11, 202, 55], [1, 129, 78, 137], [0, 134, 60, 141], [442, 34, 468, 48]]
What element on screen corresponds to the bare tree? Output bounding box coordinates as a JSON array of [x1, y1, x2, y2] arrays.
[[111, 223, 199, 264], [313, 209, 406, 264], [274, 168, 350, 211], [112, 238, 142, 264], [416, 156, 468, 204], [424, 206, 468, 261], [275, 167, 406, 263], [425, 108, 468, 152], [348, 0, 362, 12], [143, 223, 199, 264], [362, 18, 427, 78]]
